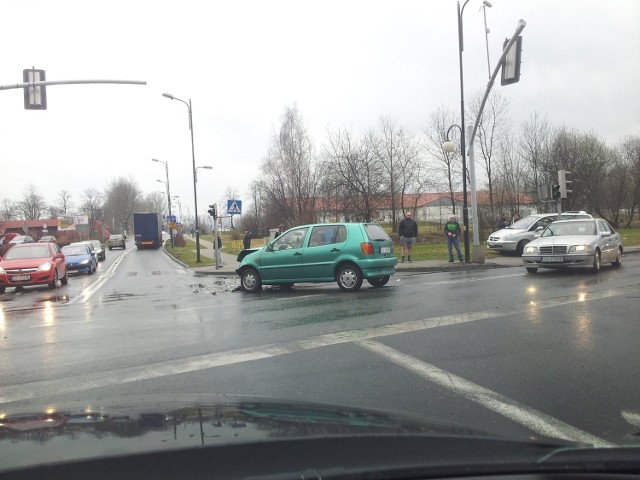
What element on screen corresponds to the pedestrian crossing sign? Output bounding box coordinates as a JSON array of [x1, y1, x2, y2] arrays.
[[227, 199, 242, 215]]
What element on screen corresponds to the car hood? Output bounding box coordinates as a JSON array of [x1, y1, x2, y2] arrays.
[[0, 394, 592, 476], [528, 235, 598, 247], [0, 257, 50, 269], [64, 254, 91, 261], [237, 247, 263, 263], [490, 227, 528, 237]]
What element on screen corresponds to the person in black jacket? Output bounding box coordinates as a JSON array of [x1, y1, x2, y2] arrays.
[[444, 214, 463, 263], [398, 211, 418, 263], [243, 231, 252, 250]]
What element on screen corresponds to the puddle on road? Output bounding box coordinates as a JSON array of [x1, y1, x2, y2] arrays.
[[34, 295, 71, 305], [101, 292, 144, 303]]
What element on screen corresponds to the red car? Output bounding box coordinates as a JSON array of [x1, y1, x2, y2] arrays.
[[0, 242, 68, 293]]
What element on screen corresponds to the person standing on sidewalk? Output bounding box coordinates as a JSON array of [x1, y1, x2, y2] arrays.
[[398, 211, 418, 263], [444, 214, 463, 263], [243, 230, 252, 250], [215, 234, 224, 268]]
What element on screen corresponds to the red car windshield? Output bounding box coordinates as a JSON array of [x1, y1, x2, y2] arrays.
[[3, 246, 51, 260]]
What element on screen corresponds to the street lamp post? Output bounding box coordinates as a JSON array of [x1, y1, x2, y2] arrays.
[[454, 0, 472, 263], [152, 158, 174, 248], [195, 165, 213, 183], [162, 93, 201, 262]]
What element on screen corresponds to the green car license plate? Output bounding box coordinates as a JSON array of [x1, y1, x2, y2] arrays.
[[380, 246, 391, 254], [541, 256, 563, 263], [11, 275, 31, 281]]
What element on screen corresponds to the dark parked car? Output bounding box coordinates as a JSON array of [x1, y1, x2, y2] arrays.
[[108, 234, 126, 250], [237, 223, 397, 292], [0, 242, 67, 293], [73, 240, 106, 261]]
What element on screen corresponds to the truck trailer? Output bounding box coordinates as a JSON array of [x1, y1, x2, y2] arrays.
[[133, 213, 163, 249]]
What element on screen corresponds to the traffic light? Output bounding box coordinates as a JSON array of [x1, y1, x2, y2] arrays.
[[501, 36, 523, 86], [23, 69, 47, 110], [552, 184, 561, 199], [207, 204, 217, 219], [558, 170, 572, 199]]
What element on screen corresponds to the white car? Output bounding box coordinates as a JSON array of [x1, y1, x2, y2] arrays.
[[486, 211, 592, 255], [521, 218, 623, 273]]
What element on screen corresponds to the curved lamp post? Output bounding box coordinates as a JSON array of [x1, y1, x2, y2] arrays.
[[162, 93, 201, 262], [152, 158, 174, 247]]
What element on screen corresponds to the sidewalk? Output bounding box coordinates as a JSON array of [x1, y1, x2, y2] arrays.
[[178, 237, 640, 277]]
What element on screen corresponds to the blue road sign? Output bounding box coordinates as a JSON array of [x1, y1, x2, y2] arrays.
[[227, 199, 242, 215]]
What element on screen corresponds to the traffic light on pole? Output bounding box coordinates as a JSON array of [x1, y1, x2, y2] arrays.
[[558, 170, 572, 199], [23, 69, 47, 110], [207, 204, 217, 219], [552, 184, 561, 199]]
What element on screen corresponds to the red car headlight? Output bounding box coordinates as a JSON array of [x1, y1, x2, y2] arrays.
[[37, 263, 53, 272]]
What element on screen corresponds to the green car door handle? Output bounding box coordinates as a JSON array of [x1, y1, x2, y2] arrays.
[[294, 252, 302, 256], [331, 248, 340, 252]]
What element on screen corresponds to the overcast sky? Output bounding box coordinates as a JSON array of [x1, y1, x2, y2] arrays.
[[1, 0, 638, 217]]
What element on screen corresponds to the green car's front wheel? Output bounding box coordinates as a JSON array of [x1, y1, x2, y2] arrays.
[[241, 267, 262, 293]]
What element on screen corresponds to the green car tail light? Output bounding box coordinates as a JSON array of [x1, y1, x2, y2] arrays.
[[360, 242, 374, 255]]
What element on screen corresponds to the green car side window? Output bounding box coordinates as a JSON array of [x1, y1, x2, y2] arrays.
[[273, 227, 309, 250]]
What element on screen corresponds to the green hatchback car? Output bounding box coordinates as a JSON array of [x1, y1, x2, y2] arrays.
[[236, 223, 397, 292]]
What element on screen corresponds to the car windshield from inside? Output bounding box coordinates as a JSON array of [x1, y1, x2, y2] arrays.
[[62, 246, 89, 256], [542, 221, 597, 237], [3, 245, 51, 260]]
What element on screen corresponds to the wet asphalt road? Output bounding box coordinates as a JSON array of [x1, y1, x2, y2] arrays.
[[1, 240, 639, 447]]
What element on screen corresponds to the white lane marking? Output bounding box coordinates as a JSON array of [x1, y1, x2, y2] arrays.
[[357, 339, 613, 447], [622, 410, 640, 429], [175, 303, 239, 313], [67, 248, 134, 305], [29, 319, 96, 329]]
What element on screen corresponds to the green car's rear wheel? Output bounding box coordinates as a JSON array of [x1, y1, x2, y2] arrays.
[[367, 276, 390, 288]]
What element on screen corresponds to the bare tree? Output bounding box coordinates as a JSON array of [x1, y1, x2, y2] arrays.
[[17, 184, 48, 220], [620, 135, 640, 227], [519, 112, 551, 209], [375, 116, 418, 231], [259, 105, 318, 226], [241, 180, 266, 236], [324, 127, 384, 222], [104, 177, 142, 234], [1, 199, 18, 221], [423, 105, 462, 215], [80, 188, 104, 235], [469, 90, 511, 221], [141, 191, 167, 216], [548, 128, 607, 214], [57, 190, 73, 214]]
